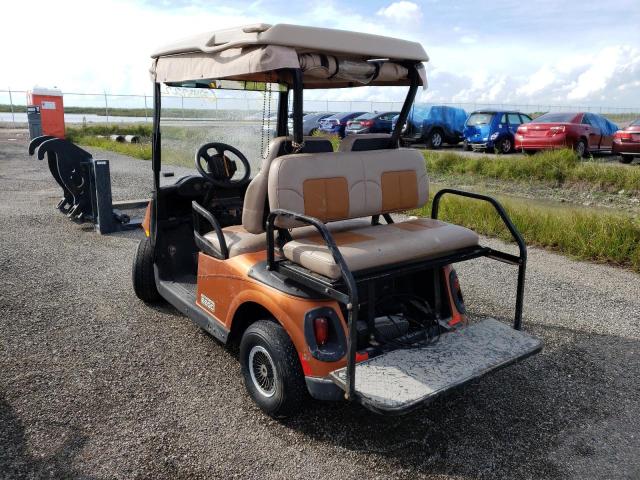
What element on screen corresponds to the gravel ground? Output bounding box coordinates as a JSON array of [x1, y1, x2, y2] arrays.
[[1, 129, 639, 479]]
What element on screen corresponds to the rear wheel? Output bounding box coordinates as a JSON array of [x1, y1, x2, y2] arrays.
[[619, 154, 634, 164], [132, 237, 161, 303], [496, 137, 513, 154], [426, 129, 444, 149], [575, 139, 588, 158], [308, 128, 317, 136], [240, 320, 307, 418]]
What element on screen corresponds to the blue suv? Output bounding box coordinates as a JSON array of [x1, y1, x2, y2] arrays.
[[464, 110, 532, 153], [396, 105, 468, 149]]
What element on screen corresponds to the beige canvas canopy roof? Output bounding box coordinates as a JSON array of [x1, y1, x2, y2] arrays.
[[150, 24, 428, 88]]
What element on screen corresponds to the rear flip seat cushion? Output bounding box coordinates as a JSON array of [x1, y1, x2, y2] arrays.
[[282, 218, 479, 279]]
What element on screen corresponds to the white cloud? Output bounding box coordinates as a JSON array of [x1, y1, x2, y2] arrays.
[[459, 35, 477, 44], [567, 47, 625, 100], [376, 1, 422, 22], [517, 65, 556, 96]]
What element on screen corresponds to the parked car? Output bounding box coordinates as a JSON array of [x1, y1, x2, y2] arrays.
[[344, 111, 399, 135], [319, 112, 367, 138], [463, 110, 532, 154], [398, 105, 467, 148], [612, 118, 640, 163], [288, 112, 335, 136], [515, 112, 619, 157]]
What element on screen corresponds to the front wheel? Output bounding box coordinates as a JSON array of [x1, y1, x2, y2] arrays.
[[240, 320, 307, 418], [619, 154, 634, 164], [132, 237, 161, 303], [426, 130, 443, 149]]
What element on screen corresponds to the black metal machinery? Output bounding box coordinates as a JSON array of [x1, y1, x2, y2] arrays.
[[28, 136, 147, 234]]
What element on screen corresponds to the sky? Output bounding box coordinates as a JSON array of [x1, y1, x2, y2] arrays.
[[1, 0, 639, 108]]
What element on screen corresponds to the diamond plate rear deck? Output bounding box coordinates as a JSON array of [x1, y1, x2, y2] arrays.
[[330, 318, 542, 414]]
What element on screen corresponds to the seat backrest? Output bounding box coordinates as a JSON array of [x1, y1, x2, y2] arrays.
[[268, 149, 428, 228], [242, 136, 334, 233], [338, 133, 393, 152]]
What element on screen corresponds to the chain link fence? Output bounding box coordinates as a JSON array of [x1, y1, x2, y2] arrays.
[[1, 88, 639, 127]]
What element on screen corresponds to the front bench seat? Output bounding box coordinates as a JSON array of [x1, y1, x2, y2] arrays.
[[268, 149, 479, 279], [205, 218, 373, 258], [202, 136, 335, 258], [338, 133, 393, 152]]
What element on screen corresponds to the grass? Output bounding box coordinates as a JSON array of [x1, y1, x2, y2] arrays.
[[425, 149, 640, 194], [67, 125, 152, 160], [66, 124, 152, 141], [66, 126, 640, 271], [416, 192, 640, 271]]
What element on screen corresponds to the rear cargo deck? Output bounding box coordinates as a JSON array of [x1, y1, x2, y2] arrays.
[[330, 319, 542, 414]]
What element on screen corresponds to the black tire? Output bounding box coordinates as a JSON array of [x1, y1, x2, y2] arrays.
[[132, 237, 161, 303], [575, 139, 588, 158], [426, 129, 444, 149], [523, 149, 535, 155], [619, 154, 634, 164], [496, 137, 513, 154], [308, 128, 317, 136], [240, 320, 307, 418]]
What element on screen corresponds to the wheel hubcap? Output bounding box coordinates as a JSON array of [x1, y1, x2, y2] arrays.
[[577, 143, 585, 156], [432, 133, 442, 147], [502, 139, 511, 153], [248, 345, 276, 398]]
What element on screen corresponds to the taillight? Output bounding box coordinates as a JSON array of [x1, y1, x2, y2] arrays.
[[615, 130, 632, 140], [360, 120, 374, 127], [549, 126, 565, 135], [518, 125, 528, 133], [313, 317, 329, 346]]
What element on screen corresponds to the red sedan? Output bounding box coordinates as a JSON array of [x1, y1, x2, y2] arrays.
[[515, 112, 619, 158], [612, 118, 640, 163]]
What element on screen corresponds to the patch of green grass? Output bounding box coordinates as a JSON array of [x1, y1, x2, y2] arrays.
[[72, 136, 152, 160], [416, 192, 640, 271], [312, 131, 341, 151], [66, 124, 152, 142], [425, 149, 640, 194]]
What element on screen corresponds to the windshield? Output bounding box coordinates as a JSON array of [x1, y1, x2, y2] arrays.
[[159, 84, 283, 177], [531, 112, 577, 123], [631, 118, 640, 126], [467, 112, 494, 126]]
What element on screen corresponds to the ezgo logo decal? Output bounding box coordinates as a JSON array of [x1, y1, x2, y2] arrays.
[[200, 294, 216, 314]]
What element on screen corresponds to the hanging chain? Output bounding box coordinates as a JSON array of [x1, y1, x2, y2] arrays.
[[260, 74, 273, 160]]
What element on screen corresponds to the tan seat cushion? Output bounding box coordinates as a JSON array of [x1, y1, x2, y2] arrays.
[[204, 218, 374, 258], [282, 218, 479, 279], [268, 149, 429, 229]]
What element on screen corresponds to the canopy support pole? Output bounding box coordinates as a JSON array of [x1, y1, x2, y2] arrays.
[[389, 65, 419, 147], [276, 89, 289, 137], [291, 69, 304, 145]]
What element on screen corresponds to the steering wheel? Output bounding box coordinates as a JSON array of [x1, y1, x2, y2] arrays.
[[195, 142, 251, 187]]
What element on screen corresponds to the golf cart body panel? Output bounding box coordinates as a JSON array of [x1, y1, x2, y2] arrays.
[[137, 23, 540, 416]]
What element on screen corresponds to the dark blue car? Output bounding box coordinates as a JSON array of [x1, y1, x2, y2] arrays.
[[344, 111, 400, 135], [319, 112, 367, 138], [463, 110, 533, 153], [396, 105, 468, 148]]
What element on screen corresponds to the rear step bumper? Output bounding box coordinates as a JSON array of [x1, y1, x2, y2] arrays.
[[329, 318, 542, 415]]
